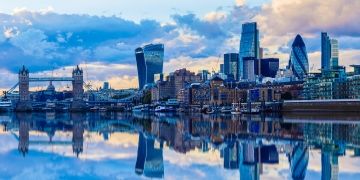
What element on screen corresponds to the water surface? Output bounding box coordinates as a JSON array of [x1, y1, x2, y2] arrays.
[[0, 112, 359, 179]]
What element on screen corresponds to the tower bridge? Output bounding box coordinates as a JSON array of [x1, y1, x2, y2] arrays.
[[13, 65, 85, 111], [6, 65, 135, 112]]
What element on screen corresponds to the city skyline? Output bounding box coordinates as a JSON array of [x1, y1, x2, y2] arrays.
[[0, 0, 359, 90]]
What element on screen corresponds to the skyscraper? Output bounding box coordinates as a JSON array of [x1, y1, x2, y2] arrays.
[[224, 53, 239, 80], [289, 34, 309, 80], [239, 22, 259, 80], [243, 57, 256, 81], [260, 58, 279, 78], [330, 39, 339, 69], [321, 32, 331, 71], [135, 44, 164, 89]]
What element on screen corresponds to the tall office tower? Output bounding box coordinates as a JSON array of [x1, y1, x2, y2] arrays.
[[103, 82, 109, 90], [135, 44, 164, 89], [224, 53, 239, 80], [321, 32, 331, 71], [198, 70, 210, 81], [260, 58, 280, 78], [289, 34, 309, 80], [243, 57, 256, 81], [330, 39, 339, 69], [220, 64, 224, 73], [239, 22, 259, 79]]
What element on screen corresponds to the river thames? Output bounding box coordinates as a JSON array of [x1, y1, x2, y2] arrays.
[[0, 112, 359, 179]]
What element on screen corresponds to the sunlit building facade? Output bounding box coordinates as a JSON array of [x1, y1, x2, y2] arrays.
[[135, 44, 164, 89], [289, 34, 309, 80], [330, 39, 339, 69]]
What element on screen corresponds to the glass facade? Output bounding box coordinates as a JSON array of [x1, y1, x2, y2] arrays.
[[289, 34, 309, 80], [224, 53, 239, 80], [135, 47, 146, 89], [239, 22, 259, 80], [330, 39, 339, 69], [321, 32, 331, 71], [135, 44, 164, 89]]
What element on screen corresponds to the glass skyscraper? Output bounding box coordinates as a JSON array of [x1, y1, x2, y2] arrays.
[[135, 44, 164, 89], [330, 39, 339, 69], [289, 34, 309, 80], [321, 32, 331, 71], [239, 22, 259, 80], [224, 53, 239, 80]]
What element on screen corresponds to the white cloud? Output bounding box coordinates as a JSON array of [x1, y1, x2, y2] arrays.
[[204, 11, 227, 22], [9, 28, 57, 57], [255, 0, 360, 36], [165, 56, 220, 73], [235, 0, 246, 7]]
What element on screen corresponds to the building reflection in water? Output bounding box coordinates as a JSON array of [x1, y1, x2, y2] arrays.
[[288, 142, 309, 180], [18, 113, 30, 156], [72, 113, 85, 157], [135, 132, 164, 178], [2, 112, 360, 179]]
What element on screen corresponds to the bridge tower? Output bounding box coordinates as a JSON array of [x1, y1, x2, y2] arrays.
[[71, 65, 85, 111], [16, 65, 32, 111]]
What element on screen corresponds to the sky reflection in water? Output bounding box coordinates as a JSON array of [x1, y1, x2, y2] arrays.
[[0, 112, 360, 179]]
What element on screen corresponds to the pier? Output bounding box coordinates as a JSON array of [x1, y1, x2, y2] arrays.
[[283, 99, 360, 112]]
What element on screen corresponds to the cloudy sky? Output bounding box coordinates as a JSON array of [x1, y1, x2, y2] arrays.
[[0, 0, 359, 90]]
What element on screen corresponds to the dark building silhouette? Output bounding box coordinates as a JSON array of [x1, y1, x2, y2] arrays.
[[260, 58, 279, 78], [321, 32, 331, 72], [224, 53, 239, 80]]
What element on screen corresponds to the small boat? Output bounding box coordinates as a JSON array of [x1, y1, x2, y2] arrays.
[[205, 108, 215, 114], [90, 106, 99, 111], [155, 106, 166, 112], [155, 106, 176, 112], [99, 107, 107, 112], [220, 107, 232, 114], [42, 107, 55, 112], [241, 105, 260, 114], [231, 108, 241, 115]]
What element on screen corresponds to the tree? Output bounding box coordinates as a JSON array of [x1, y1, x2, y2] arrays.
[[281, 92, 293, 100], [142, 91, 152, 104]]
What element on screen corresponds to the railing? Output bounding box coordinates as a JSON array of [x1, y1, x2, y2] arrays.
[[29, 77, 74, 81]]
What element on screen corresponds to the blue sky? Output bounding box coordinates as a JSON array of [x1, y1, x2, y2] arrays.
[[0, 0, 359, 89], [0, 0, 269, 22]]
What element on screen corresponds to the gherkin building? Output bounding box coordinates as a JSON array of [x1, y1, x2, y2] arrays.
[[289, 35, 309, 80]]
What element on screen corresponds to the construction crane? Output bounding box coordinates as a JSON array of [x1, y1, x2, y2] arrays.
[[212, 54, 222, 74], [310, 64, 315, 72]]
